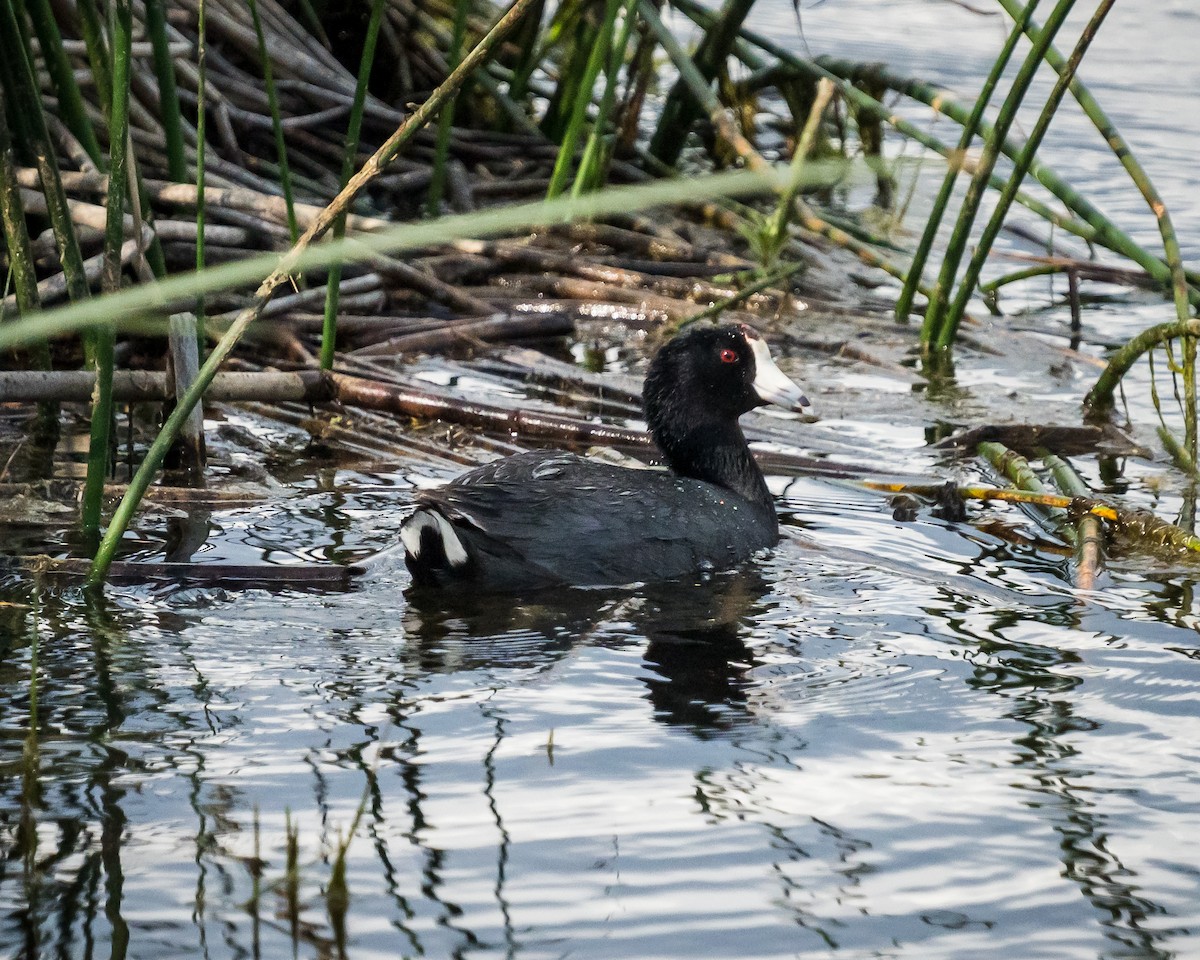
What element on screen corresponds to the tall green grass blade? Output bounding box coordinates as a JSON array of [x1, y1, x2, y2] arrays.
[[321, 0, 386, 371], [937, 0, 1116, 352], [428, 0, 471, 216], [247, 0, 298, 243], [23, 0, 103, 166], [921, 0, 1078, 349], [547, 0, 623, 198], [894, 0, 1038, 323], [144, 0, 187, 183], [571, 0, 637, 196], [82, 0, 135, 544]]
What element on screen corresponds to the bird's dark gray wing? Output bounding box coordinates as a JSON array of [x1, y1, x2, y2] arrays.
[[415, 452, 775, 588]]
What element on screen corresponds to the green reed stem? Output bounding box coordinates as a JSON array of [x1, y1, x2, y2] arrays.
[[1157, 425, 1198, 478], [74, 0, 112, 114], [923, 0, 1079, 350], [23, 0, 103, 165], [648, 0, 757, 166], [321, 0, 385, 371], [506, 0, 546, 105], [572, 0, 637, 196], [0, 0, 89, 305], [428, 0, 470, 215], [995, 0, 1194, 459], [813, 57, 1197, 310], [996, 0, 1197, 325], [1, 84, 58, 438], [937, 0, 1116, 352], [143, 0, 186, 182], [671, 0, 1184, 298], [765, 78, 835, 260], [547, 0, 622, 198], [83, 0, 134, 543], [894, 0, 1037, 323], [193, 0, 209, 345], [247, 0, 298, 242], [0, 88, 42, 318]]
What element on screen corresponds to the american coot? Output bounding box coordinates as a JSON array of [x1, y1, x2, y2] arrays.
[[400, 323, 810, 591]]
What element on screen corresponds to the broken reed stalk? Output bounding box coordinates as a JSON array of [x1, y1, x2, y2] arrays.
[[86, 0, 544, 588], [1085, 318, 1200, 414], [1039, 449, 1104, 588], [861, 480, 1200, 556], [978, 440, 1072, 538], [321, 0, 387, 371], [921, 0, 1079, 351], [937, 0, 1117, 352], [893, 0, 1037, 322]]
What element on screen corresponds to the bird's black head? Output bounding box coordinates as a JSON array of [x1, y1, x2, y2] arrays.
[[643, 324, 810, 437]]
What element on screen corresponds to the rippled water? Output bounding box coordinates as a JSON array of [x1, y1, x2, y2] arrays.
[[3, 3, 1200, 959]]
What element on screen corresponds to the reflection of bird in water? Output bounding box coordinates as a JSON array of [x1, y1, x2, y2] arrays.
[[639, 571, 767, 732], [400, 324, 809, 591], [399, 568, 770, 733]]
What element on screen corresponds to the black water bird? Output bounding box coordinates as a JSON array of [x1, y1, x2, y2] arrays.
[[400, 324, 810, 591]]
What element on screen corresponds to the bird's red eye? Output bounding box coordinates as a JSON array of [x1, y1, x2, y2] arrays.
[[719, 348, 738, 364]]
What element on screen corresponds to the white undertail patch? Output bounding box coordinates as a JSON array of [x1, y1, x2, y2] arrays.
[[400, 509, 470, 567]]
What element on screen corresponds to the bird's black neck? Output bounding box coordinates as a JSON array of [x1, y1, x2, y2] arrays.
[[654, 420, 774, 520]]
